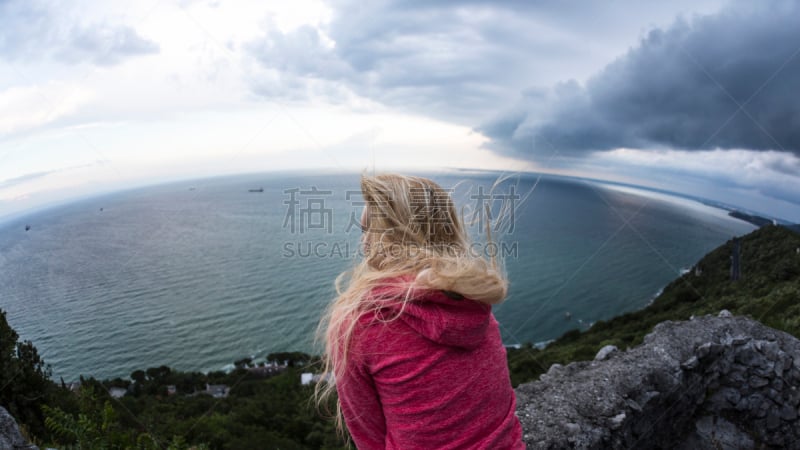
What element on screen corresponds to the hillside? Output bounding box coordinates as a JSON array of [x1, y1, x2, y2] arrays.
[[507, 224, 800, 385], [728, 210, 775, 227]]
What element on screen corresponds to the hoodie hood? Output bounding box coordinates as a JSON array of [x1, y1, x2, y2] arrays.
[[369, 276, 492, 350]]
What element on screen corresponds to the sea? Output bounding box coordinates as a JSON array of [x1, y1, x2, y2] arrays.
[[0, 170, 756, 381]]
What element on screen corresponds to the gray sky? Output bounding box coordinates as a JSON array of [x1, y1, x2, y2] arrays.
[[0, 0, 798, 221]]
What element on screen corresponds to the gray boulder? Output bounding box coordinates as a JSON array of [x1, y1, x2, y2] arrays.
[[0, 406, 39, 450], [515, 314, 800, 449]]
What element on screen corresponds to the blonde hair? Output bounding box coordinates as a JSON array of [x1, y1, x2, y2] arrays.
[[314, 173, 508, 434]]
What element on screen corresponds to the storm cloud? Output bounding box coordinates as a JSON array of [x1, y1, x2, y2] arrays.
[[246, 1, 722, 123], [481, 1, 800, 158], [0, 1, 158, 66]]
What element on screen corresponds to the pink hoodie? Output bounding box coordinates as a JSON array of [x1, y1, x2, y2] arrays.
[[337, 280, 525, 449]]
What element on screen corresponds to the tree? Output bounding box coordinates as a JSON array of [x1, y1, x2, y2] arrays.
[[145, 365, 171, 381], [0, 308, 58, 438], [234, 357, 253, 369], [266, 352, 312, 367], [131, 370, 146, 384]]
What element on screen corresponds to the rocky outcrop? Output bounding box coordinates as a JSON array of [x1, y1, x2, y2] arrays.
[[515, 312, 800, 449], [0, 407, 38, 450]]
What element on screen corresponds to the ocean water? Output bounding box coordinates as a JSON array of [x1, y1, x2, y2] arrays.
[[0, 171, 755, 381]]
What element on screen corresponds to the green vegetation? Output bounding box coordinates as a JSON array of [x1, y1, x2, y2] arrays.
[[506, 225, 800, 386], [727, 210, 775, 227], [2, 308, 344, 449], [0, 309, 76, 442], [43, 359, 344, 449], [2, 225, 797, 447]]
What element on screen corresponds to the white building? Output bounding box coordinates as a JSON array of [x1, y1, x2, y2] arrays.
[[205, 384, 230, 398], [108, 387, 127, 399]]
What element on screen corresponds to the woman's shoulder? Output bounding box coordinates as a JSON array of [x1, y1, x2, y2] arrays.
[[350, 306, 429, 353], [353, 307, 412, 340]]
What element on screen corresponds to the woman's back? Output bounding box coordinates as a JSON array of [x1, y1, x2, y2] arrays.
[[338, 284, 524, 449]]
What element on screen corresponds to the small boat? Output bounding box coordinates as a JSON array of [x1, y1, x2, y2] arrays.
[[248, 187, 264, 193], [25, 224, 31, 231], [564, 311, 572, 320]]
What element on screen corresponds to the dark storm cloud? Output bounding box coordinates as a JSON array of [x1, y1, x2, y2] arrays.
[[481, 0, 800, 157], [0, 1, 158, 66]]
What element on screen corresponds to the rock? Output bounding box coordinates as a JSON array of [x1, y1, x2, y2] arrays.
[[0, 407, 39, 450], [735, 397, 750, 412], [609, 412, 626, 429], [790, 387, 800, 406], [749, 394, 769, 418], [695, 342, 723, 360], [766, 388, 781, 402], [781, 405, 798, 421], [718, 309, 733, 318], [731, 335, 748, 346], [775, 358, 785, 376], [681, 356, 699, 370], [687, 415, 755, 450], [727, 370, 747, 386], [750, 375, 770, 388], [766, 411, 781, 430], [515, 315, 800, 449], [595, 345, 618, 361], [563, 422, 581, 435], [625, 398, 642, 412], [761, 341, 781, 360], [716, 387, 741, 406], [735, 344, 760, 366], [539, 363, 564, 382]]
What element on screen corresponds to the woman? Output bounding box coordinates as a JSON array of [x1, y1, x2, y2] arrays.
[[316, 174, 524, 449]]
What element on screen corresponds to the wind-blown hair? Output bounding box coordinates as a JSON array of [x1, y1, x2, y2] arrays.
[[314, 173, 508, 434]]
